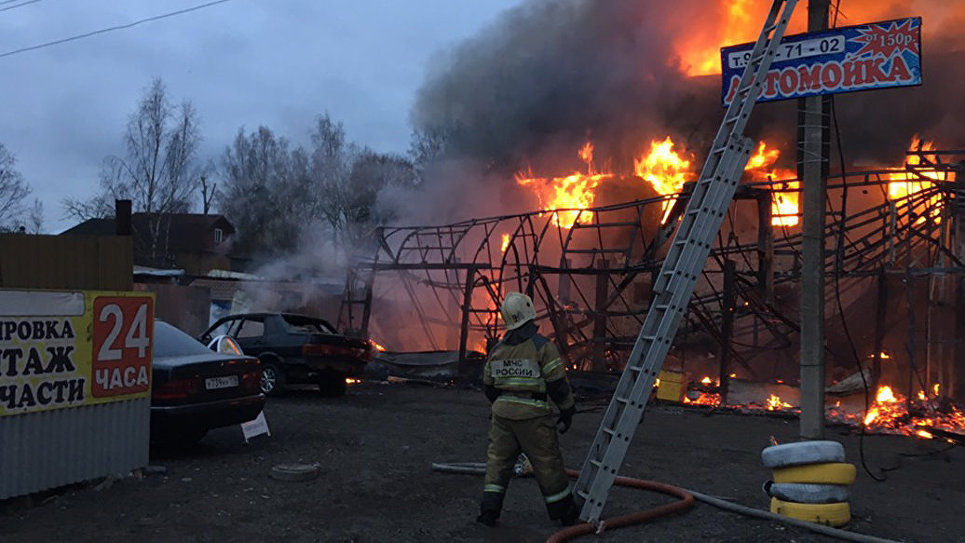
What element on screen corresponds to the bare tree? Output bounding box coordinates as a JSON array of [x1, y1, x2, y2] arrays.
[[408, 125, 452, 183], [62, 192, 114, 221], [310, 114, 358, 243], [64, 78, 200, 263], [219, 126, 307, 258], [199, 160, 218, 215], [0, 143, 30, 229], [26, 198, 44, 234]]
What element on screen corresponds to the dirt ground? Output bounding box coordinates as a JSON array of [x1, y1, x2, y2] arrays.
[[2, 381, 962, 543]]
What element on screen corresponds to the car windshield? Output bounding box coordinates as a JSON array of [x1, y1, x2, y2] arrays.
[[281, 315, 335, 334], [154, 321, 213, 358]]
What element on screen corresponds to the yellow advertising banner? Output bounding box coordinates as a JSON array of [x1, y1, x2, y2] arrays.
[[0, 290, 154, 417]]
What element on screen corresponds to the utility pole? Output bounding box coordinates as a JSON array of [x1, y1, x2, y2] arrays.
[[799, 0, 831, 440]]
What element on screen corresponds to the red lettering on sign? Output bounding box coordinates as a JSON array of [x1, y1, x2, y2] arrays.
[[778, 68, 797, 95], [842, 60, 867, 87], [764, 71, 780, 98], [821, 63, 844, 89], [796, 65, 822, 92], [888, 55, 912, 82]]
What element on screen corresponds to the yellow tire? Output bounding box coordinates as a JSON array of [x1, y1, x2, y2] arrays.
[[770, 497, 851, 527], [772, 462, 856, 485]]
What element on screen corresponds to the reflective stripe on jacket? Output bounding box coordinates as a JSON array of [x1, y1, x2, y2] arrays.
[[484, 333, 574, 420]]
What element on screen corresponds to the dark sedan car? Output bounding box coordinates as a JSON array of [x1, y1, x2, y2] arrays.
[[151, 321, 265, 444], [200, 313, 373, 397]]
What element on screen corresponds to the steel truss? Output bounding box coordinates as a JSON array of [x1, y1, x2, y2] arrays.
[[339, 149, 962, 390]]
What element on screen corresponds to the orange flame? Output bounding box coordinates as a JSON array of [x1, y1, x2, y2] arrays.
[[634, 137, 693, 223], [743, 142, 799, 227], [886, 136, 943, 225], [700, 376, 712, 385], [670, 0, 949, 77], [500, 233, 510, 253], [515, 142, 612, 228], [370, 340, 387, 352], [766, 394, 792, 411]]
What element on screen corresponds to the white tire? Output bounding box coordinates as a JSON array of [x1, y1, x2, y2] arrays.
[[767, 482, 850, 504], [762, 440, 845, 468]]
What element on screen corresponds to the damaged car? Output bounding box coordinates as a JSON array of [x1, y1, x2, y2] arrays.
[[200, 313, 373, 397]]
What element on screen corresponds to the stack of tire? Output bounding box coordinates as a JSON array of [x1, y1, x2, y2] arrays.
[[761, 440, 856, 527]]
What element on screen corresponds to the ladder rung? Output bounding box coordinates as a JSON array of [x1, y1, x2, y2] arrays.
[[616, 396, 630, 405]]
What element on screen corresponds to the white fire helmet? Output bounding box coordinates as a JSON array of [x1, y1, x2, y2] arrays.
[[501, 292, 537, 331]]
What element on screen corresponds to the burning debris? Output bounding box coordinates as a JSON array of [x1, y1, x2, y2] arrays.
[[659, 372, 965, 441]]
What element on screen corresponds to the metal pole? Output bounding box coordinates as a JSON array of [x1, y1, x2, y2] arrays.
[[719, 259, 737, 405], [799, 0, 831, 440]]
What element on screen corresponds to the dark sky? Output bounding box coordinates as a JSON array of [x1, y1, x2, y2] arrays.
[[0, 0, 524, 232]]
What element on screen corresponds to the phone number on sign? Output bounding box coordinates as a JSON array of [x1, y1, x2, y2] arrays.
[[727, 35, 845, 69]]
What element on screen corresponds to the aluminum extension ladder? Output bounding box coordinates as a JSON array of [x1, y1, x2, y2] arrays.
[[573, 0, 799, 524]]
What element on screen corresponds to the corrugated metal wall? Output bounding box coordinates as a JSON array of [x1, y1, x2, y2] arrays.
[[0, 398, 150, 499], [0, 233, 146, 499]]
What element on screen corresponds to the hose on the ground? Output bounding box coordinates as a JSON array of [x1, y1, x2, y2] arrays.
[[683, 488, 902, 543], [545, 468, 694, 543], [431, 462, 905, 543]]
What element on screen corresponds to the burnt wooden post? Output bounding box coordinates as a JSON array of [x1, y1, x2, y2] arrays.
[[719, 259, 736, 405], [756, 192, 774, 303], [592, 259, 610, 372]]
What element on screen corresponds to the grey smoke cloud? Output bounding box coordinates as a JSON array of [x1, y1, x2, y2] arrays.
[[411, 0, 963, 185]]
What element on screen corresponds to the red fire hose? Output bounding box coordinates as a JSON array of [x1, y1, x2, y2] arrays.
[[545, 468, 695, 543]]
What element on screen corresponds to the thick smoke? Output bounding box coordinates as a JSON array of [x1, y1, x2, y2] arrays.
[[410, 0, 964, 200], [412, 0, 711, 174]]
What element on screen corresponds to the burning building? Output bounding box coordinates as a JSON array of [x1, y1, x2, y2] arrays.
[[340, 0, 965, 437]]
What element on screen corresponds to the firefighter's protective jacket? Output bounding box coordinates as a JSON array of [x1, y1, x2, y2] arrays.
[[483, 323, 575, 420]]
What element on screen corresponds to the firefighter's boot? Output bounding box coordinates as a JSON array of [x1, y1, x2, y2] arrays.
[[476, 491, 503, 527]]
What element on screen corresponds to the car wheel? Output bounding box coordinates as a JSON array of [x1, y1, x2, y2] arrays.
[[260, 362, 286, 396], [318, 373, 347, 397]]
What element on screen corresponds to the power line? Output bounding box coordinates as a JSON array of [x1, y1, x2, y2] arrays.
[[0, 0, 37, 6], [0, 0, 44, 13], [0, 0, 236, 60]]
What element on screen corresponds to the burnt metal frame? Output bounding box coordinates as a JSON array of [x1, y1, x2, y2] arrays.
[[339, 149, 962, 385]]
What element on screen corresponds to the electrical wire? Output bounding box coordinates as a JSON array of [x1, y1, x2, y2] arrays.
[[829, 96, 886, 483], [0, 0, 236, 59], [0, 0, 43, 13]]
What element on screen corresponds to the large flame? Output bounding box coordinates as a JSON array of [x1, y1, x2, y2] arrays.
[[515, 142, 612, 228], [886, 136, 943, 225], [634, 137, 694, 223], [675, 0, 767, 76], [672, 1, 960, 77], [743, 142, 799, 227]]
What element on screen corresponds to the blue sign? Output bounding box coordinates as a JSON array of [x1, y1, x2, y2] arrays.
[[721, 17, 922, 106]]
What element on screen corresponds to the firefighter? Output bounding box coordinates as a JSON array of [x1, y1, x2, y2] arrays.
[[477, 292, 579, 527]]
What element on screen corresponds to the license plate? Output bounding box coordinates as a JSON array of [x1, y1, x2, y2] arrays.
[[205, 375, 239, 390]]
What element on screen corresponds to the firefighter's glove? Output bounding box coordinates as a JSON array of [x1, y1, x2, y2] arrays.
[[556, 406, 575, 434]]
